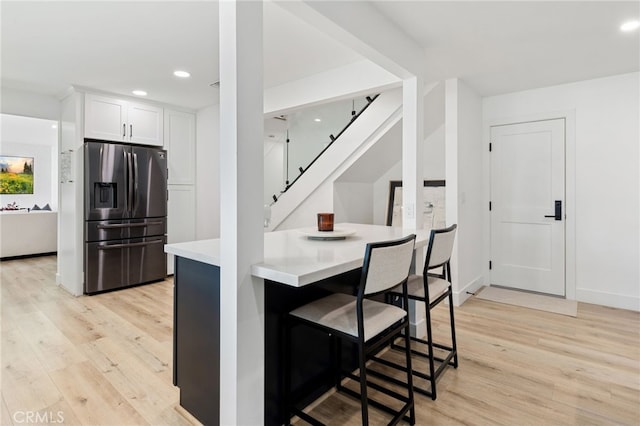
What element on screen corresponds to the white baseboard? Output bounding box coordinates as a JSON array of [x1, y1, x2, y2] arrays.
[[56, 272, 62, 285], [576, 288, 640, 312], [454, 275, 484, 306]]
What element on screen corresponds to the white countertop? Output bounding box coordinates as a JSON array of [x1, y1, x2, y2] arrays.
[[165, 223, 431, 287]]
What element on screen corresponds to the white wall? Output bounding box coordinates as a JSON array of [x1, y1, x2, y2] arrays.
[[1, 87, 61, 120], [483, 72, 640, 311], [334, 182, 374, 224], [0, 143, 55, 209], [195, 104, 221, 239], [277, 183, 334, 229], [449, 79, 485, 305], [0, 114, 59, 210]]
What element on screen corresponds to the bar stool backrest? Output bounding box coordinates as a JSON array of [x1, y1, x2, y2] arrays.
[[425, 225, 457, 271], [361, 234, 416, 296]]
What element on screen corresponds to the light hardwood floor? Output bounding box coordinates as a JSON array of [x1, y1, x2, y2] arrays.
[[1, 256, 639, 425]]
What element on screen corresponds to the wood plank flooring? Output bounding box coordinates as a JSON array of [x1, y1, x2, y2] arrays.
[[1, 256, 639, 425]]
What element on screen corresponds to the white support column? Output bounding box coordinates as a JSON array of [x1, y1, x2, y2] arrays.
[[445, 78, 460, 294], [402, 76, 425, 337], [219, 1, 264, 425], [402, 76, 424, 230]]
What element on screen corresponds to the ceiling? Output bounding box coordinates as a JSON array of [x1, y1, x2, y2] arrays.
[[0, 1, 362, 110], [373, 1, 640, 95], [1, 1, 638, 111]]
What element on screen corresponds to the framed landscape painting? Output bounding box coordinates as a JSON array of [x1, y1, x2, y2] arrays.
[[0, 156, 34, 194]]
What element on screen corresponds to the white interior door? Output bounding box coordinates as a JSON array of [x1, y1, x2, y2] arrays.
[[490, 119, 565, 296]]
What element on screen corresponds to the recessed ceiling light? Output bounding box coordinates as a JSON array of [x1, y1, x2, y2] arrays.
[[51, 124, 57, 129], [314, 118, 322, 122], [132, 90, 147, 96], [620, 20, 640, 32], [174, 70, 191, 78]]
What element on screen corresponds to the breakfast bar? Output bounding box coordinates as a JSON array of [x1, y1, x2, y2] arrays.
[[165, 223, 431, 425]]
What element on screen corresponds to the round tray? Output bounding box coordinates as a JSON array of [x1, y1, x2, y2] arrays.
[[297, 227, 356, 240]]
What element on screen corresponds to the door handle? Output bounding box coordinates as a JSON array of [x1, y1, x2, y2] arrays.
[[544, 200, 562, 221]]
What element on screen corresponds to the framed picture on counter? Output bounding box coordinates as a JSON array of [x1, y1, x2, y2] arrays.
[[386, 180, 446, 229]]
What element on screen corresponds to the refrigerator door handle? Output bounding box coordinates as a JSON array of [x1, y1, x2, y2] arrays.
[[127, 151, 134, 214], [96, 221, 164, 229], [133, 152, 139, 213], [122, 149, 129, 212], [97, 240, 164, 250]]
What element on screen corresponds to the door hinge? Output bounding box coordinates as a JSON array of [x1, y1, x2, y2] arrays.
[[489, 142, 492, 152], [489, 201, 492, 211], [489, 261, 492, 270]]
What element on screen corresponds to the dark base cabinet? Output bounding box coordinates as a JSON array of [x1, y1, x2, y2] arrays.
[[172, 255, 360, 426], [173, 257, 220, 425], [264, 269, 361, 426]]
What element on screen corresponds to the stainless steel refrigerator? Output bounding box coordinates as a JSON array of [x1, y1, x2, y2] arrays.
[[84, 141, 167, 294]]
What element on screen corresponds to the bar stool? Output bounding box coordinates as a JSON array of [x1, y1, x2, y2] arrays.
[[387, 224, 458, 400], [285, 234, 417, 425]]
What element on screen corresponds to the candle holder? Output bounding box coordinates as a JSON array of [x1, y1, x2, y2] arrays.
[[317, 213, 334, 232]]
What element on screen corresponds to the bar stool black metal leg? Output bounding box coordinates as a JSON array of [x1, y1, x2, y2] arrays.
[[424, 302, 437, 400], [403, 316, 416, 424], [358, 341, 369, 426]]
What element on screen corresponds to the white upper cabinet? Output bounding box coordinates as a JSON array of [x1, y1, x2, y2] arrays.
[[164, 109, 196, 185], [127, 102, 163, 146], [84, 95, 128, 142], [85, 93, 163, 146]]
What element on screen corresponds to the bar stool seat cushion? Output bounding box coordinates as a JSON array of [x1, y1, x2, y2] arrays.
[[290, 293, 407, 342], [395, 275, 449, 303]]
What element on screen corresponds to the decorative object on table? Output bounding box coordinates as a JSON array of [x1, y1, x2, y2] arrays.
[[32, 204, 41, 210], [317, 212, 334, 231], [298, 227, 356, 240], [386, 180, 446, 229], [0, 201, 23, 211], [0, 155, 34, 194]]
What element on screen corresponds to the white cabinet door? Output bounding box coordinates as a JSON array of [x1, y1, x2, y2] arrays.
[[84, 94, 127, 141], [128, 102, 163, 146], [164, 110, 196, 184], [167, 185, 196, 274], [84, 94, 163, 146]]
